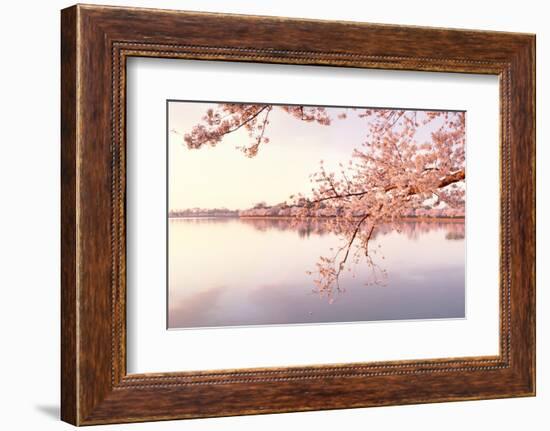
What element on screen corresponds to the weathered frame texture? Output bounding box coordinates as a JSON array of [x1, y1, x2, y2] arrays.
[[61, 4, 536, 425]]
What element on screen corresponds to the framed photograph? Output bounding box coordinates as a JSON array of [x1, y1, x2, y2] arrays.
[[61, 4, 536, 425]]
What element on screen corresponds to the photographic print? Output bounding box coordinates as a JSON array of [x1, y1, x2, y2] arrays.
[[168, 101, 466, 329]]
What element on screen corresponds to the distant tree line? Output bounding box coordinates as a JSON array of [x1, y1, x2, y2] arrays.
[[169, 208, 239, 218], [169, 201, 464, 218]]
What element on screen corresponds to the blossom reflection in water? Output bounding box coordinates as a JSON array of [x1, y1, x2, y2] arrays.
[[168, 218, 465, 329]]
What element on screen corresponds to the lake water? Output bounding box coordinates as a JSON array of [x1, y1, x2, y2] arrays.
[[168, 218, 465, 329]]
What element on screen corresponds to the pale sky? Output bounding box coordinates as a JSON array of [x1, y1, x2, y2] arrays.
[[168, 102, 455, 211]]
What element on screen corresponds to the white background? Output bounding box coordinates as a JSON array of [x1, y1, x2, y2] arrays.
[[0, 0, 547, 430], [127, 59, 499, 373]]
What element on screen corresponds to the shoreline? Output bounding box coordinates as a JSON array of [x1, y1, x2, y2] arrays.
[[168, 215, 465, 223]]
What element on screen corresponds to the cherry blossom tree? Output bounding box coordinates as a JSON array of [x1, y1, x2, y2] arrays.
[[182, 104, 330, 157], [180, 103, 465, 299]]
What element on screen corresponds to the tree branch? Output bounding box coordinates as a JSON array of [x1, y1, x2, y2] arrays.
[[188, 105, 270, 147], [256, 107, 272, 146], [307, 168, 465, 205]]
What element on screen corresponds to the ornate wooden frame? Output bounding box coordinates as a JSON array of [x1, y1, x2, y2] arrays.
[[61, 4, 536, 425]]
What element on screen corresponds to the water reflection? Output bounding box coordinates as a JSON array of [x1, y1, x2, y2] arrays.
[[168, 218, 465, 329], [171, 216, 465, 238]]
